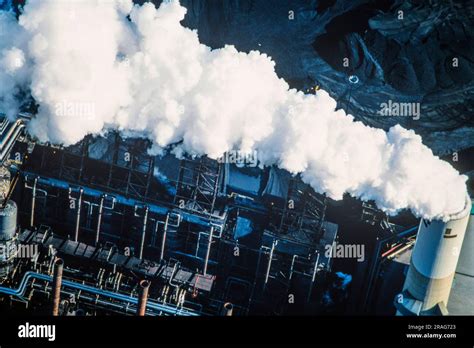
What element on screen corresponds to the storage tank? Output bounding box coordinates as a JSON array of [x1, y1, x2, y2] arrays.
[[0, 200, 17, 240], [0, 200, 18, 277], [396, 194, 472, 315]]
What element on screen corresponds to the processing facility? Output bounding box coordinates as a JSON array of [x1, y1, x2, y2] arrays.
[[0, 112, 472, 317], [0, 114, 340, 316]]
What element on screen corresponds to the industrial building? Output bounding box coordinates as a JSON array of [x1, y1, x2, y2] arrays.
[[0, 114, 340, 316], [0, 112, 472, 317]]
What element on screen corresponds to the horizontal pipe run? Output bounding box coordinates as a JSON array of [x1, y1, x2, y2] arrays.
[[0, 271, 198, 316]]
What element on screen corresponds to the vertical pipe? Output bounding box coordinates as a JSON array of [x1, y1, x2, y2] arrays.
[[307, 252, 320, 303], [52, 258, 64, 316], [95, 194, 105, 246], [74, 188, 83, 242], [30, 177, 38, 228], [160, 214, 169, 262], [139, 206, 149, 259], [289, 254, 298, 281], [203, 227, 214, 275], [136, 280, 150, 316], [264, 240, 277, 288], [222, 302, 233, 316]]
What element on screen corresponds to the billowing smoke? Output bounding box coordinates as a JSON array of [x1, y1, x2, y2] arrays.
[[0, 0, 468, 221]]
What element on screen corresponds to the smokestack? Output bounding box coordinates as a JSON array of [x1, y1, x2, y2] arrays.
[[52, 258, 64, 316], [456, 206, 474, 276], [396, 194, 472, 316], [221, 302, 233, 316], [136, 280, 150, 316]]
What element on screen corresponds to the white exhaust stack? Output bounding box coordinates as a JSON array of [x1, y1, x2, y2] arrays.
[[456, 206, 474, 277], [396, 194, 472, 316]]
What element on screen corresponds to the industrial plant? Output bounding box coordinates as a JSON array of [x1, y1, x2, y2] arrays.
[[0, 113, 471, 317], [0, 114, 340, 315], [0, 0, 473, 324]]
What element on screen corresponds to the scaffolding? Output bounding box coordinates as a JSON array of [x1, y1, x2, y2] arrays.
[[275, 176, 327, 243], [24, 134, 157, 203], [174, 156, 221, 216]]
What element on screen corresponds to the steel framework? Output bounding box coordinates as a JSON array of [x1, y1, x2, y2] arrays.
[[174, 156, 221, 216]]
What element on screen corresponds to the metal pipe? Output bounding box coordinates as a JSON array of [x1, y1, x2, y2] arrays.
[[30, 177, 38, 228], [264, 240, 277, 288], [139, 206, 149, 259], [195, 231, 205, 256], [95, 194, 105, 246], [0, 120, 25, 163], [222, 302, 233, 316], [74, 188, 83, 242], [289, 254, 299, 281], [136, 280, 150, 316], [0, 271, 199, 316], [307, 252, 320, 303], [160, 214, 169, 262], [203, 227, 214, 275], [52, 258, 64, 316], [382, 240, 415, 259]]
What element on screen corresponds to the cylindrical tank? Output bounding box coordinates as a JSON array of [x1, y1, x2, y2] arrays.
[[456, 202, 474, 276], [403, 194, 471, 312], [0, 200, 17, 241], [0, 200, 18, 277]]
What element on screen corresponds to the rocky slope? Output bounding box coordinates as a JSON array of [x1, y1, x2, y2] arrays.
[[170, 0, 474, 155]]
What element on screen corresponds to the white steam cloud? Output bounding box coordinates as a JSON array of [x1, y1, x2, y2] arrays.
[[0, 0, 468, 221]]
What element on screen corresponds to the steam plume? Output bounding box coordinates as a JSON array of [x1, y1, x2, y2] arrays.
[[0, 0, 468, 220]]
